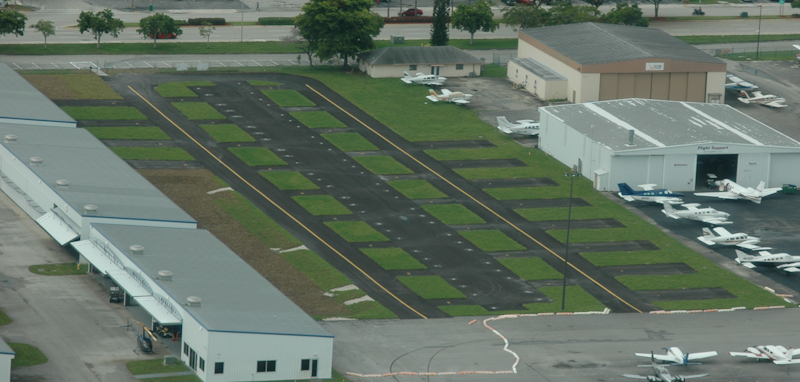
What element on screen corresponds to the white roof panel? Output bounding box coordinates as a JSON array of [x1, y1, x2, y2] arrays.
[[36, 211, 79, 245], [134, 296, 182, 325]]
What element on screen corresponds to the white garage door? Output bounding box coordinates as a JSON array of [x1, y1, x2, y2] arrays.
[[737, 153, 770, 188], [663, 155, 696, 191]]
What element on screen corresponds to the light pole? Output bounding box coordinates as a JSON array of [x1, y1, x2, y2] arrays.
[[756, 2, 763, 59], [561, 165, 579, 311]]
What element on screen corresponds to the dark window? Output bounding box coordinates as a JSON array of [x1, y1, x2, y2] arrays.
[[199, 358, 205, 371], [456, 64, 464, 70], [215, 362, 224, 374], [409, 65, 417, 70], [183, 343, 189, 356], [257, 361, 267, 373], [301, 359, 310, 371], [267, 360, 276, 372]]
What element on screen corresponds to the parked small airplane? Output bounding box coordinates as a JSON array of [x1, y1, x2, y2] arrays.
[[737, 90, 787, 108], [618, 183, 683, 204], [635, 347, 718, 366], [730, 345, 800, 364], [724, 74, 758, 91], [697, 227, 770, 251], [794, 45, 800, 61], [622, 361, 708, 381], [695, 179, 781, 204], [662, 202, 731, 225], [496, 116, 540, 135], [735, 249, 800, 270], [401, 71, 446, 86], [426, 89, 472, 105]]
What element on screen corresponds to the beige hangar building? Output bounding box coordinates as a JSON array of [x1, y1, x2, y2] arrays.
[[508, 23, 727, 104], [358, 46, 484, 78]]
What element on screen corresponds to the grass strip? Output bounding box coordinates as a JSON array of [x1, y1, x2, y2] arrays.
[[677, 33, 800, 44], [514, 206, 606, 221], [322, 132, 379, 151], [721, 49, 800, 61], [200, 124, 256, 142], [398, 275, 466, 299], [228, 147, 287, 166], [425, 147, 520, 161], [261, 171, 319, 190], [0, 309, 10, 326], [387, 179, 448, 199], [85, 126, 169, 140], [484, 185, 572, 200], [9, 343, 48, 367], [324, 221, 389, 242], [127, 359, 189, 375], [292, 195, 353, 216], [171, 102, 226, 120], [498, 257, 562, 280], [215, 192, 301, 250], [421, 204, 485, 225], [23, 73, 123, 99], [155, 81, 215, 97], [354, 156, 414, 175], [110, 147, 195, 161], [29, 263, 86, 275], [247, 80, 283, 86], [290, 111, 347, 128], [360, 247, 427, 270], [61, 106, 146, 120], [261, 89, 315, 107], [458, 229, 526, 252], [438, 286, 606, 316]]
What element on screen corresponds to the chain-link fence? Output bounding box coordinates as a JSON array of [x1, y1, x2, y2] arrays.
[[5, 57, 337, 71]]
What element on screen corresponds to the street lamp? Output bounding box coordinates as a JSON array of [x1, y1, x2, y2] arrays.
[[561, 165, 579, 311], [756, 2, 763, 60]]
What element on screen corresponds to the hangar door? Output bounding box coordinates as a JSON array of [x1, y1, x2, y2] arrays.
[[769, 153, 800, 187], [663, 155, 696, 191], [737, 153, 770, 188], [599, 73, 707, 102]]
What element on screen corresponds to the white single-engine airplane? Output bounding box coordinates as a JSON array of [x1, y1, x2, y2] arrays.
[[401, 71, 446, 86], [695, 179, 781, 204], [426, 89, 472, 105], [730, 345, 800, 364], [662, 202, 731, 225], [618, 183, 683, 204], [735, 249, 800, 270], [635, 347, 718, 366], [697, 227, 770, 251], [622, 361, 708, 381], [725, 74, 758, 91], [496, 116, 539, 135], [738, 90, 787, 108]]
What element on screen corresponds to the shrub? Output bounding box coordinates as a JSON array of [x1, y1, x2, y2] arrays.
[[188, 18, 226, 25], [174, 19, 188, 25], [384, 16, 435, 23], [258, 17, 295, 25]]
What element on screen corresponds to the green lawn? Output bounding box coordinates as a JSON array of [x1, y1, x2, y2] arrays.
[[321, 132, 379, 151], [398, 275, 466, 299], [228, 147, 287, 166], [514, 206, 605, 222], [292, 195, 353, 216], [215, 192, 301, 250], [155, 81, 215, 97], [458, 230, 526, 252], [426, 147, 520, 161], [261, 171, 319, 190], [110, 147, 195, 161], [439, 286, 606, 316], [457, 167, 540, 180], [85, 126, 170, 140], [127, 359, 189, 375], [498, 257, 562, 281], [484, 186, 571, 200], [721, 49, 799, 61], [171, 102, 226, 120], [247, 80, 283, 86], [483, 64, 507, 78], [9, 343, 48, 367], [0, 309, 11, 326], [61, 106, 147, 120], [360, 247, 427, 270], [290, 111, 347, 128], [261, 89, 315, 107], [324, 221, 390, 243], [421, 204, 486, 225], [29, 263, 87, 276], [23, 73, 123, 99], [678, 33, 800, 45], [354, 156, 414, 175], [387, 179, 448, 199], [200, 124, 256, 142]]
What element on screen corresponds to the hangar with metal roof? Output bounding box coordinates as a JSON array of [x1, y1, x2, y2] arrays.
[[511, 23, 727, 104], [0, 64, 76, 128], [0, 339, 12, 382], [538, 98, 800, 192], [357, 46, 484, 78]]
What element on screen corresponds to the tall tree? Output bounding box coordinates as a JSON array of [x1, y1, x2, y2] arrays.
[[430, 0, 449, 46], [0, 10, 27, 38], [280, 27, 315, 66], [77, 9, 124, 48], [295, 0, 384, 67], [137, 13, 182, 48], [199, 21, 215, 48], [502, 5, 549, 31], [600, 3, 648, 27], [643, 0, 663, 18], [451, 0, 498, 45], [547, 3, 599, 25], [30, 20, 54, 48]]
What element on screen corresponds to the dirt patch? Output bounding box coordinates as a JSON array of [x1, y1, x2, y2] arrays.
[[23, 75, 80, 100], [139, 168, 349, 318], [22, 74, 123, 100]]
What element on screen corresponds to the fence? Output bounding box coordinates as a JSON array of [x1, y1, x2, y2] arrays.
[[5, 57, 334, 71]]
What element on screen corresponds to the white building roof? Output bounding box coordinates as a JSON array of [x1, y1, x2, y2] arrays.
[[0, 63, 76, 127], [0, 338, 13, 356], [541, 98, 800, 152]]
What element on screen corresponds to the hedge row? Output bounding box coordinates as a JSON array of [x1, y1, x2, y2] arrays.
[[187, 18, 226, 25], [384, 16, 434, 23], [258, 17, 295, 25]]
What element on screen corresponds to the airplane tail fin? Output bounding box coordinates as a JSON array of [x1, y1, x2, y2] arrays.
[[702, 227, 714, 238], [756, 181, 766, 193], [618, 183, 635, 196], [429, 89, 437, 97], [662, 201, 679, 218], [403, 71, 411, 78]]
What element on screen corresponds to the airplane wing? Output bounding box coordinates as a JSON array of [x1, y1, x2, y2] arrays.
[[638, 184, 658, 191], [420, 81, 444, 86], [712, 227, 731, 236], [634, 353, 672, 362], [686, 351, 718, 360], [737, 242, 771, 251], [774, 359, 800, 365], [453, 99, 470, 105], [515, 119, 537, 124], [679, 374, 709, 379], [681, 203, 701, 210], [778, 262, 800, 272], [497, 126, 513, 134], [620, 374, 649, 380], [618, 193, 636, 202], [694, 190, 740, 200], [764, 101, 788, 108], [698, 216, 732, 225], [425, 95, 440, 102], [760, 187, 782, 197], [401, 78, 414, 84], [729, 351, 763, 359], [697, 236, 716, 245]]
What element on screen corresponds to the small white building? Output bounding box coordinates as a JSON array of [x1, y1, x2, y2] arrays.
[[358, 46, 484, 78], [72, 224, 334, 382], [0, 64, 76, 128], [539, 98, 800, 192], [0, 339, 13, 382]]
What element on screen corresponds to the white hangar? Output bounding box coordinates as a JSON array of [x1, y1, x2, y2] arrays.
[[0, 339, 12, 382], [538, 98, 800, 192], [0, 64, 76, 128]]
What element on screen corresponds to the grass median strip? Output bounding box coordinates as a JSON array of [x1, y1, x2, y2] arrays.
[[23, 74, 122, 99], [85, 126, 169, 140], [514, 206, 605, 221], [324, 221, 389, 243], [261, 171, 319, 190], [228, 147, 287, 166], [398, 275, 466, 299], [200, 124, 256, 142], [498, 257, 562, 281], [292, 195, 353, 216], [127, 359, 189, 375], [262, 89, 315, 107], [247, 80, 283, 86], [111, 147, 195, 161], [360, 247, 427, 270], [61, 106, 147, 120], [322, 132, 379, 151], [155, 81, 215, 98], [354, 156, 413, 175], [29, 263, 86, 276], [422, 204, 485, 225], [458, 229, 526, 252], [438, 286, 606, 316], [0, 309, 10, 326], [387, 179, 448, 199], [9, 343, 48, 367], [171, 102, 226, 120], [290, 111, 347, 128]]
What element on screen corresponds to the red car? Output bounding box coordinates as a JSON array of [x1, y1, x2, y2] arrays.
[[149, 32, 177, 39], [398, 8, 423, 16]]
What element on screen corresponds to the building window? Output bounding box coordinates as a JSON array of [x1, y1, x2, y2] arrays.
[[456, 64, 463, 70], [215, 362, 224, 374], [409, 65, 417, 70], [301, 359, 310, 371], [183, 343, 188, 356], [267, 360, 276, 372], [257, 361, 267, 372], [199, 358, 205, 371]]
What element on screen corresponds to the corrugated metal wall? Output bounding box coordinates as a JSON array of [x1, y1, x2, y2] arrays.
[[768, 153, 800, 187], [662, 154, 697, 191], [737, 153, 771, 188], [598, 72, 707, 102], [610, 156, 649, 190], [648, 156, 665, 186], [0, 354, 12, 382]]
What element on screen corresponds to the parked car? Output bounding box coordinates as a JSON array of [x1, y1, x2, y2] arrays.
[[399, 7, 423, 16], [503, 0, 534, 5], [149, 32, 177, 39]]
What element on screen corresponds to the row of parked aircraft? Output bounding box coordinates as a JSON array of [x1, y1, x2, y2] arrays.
[[725, 73, 787, 108], [618, 178, 781, 206], [400, 72, 475, 105]]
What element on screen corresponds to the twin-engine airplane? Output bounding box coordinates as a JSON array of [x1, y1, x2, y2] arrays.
[[496, 116, 539, 135], [618, 183, 684, 204], [622, 361, 708, 381], [426, 89, 472, 105], [635, 347, 718, 366], [730, 345, 800, 364], [737, 90, 787, 108], [662, 202, 731, 225], [695, 179, 781, 204], [697, 227, 770, 251], [401, 71, 446, 86], [724, 74, 758, 91], [735, 249, 800, 271]]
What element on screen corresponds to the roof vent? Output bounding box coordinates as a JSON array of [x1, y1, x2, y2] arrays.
[[56, 179, 70, 188], [130, 245, 144, 255], [30, 157, 43, 166], [186, 296, 202, 307], [625, 130, 636, 147], [4, 134, 17, 143], [83, 204, 98, 215], [157, 270, 173, 281]]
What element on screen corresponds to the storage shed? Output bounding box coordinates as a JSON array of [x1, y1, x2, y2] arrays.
[[357, 46, 484, 78], [538, 98, 800, 192], [0, 63, 76, 128], [513, 23, 727, 104], [0, 339, 12, 382]]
